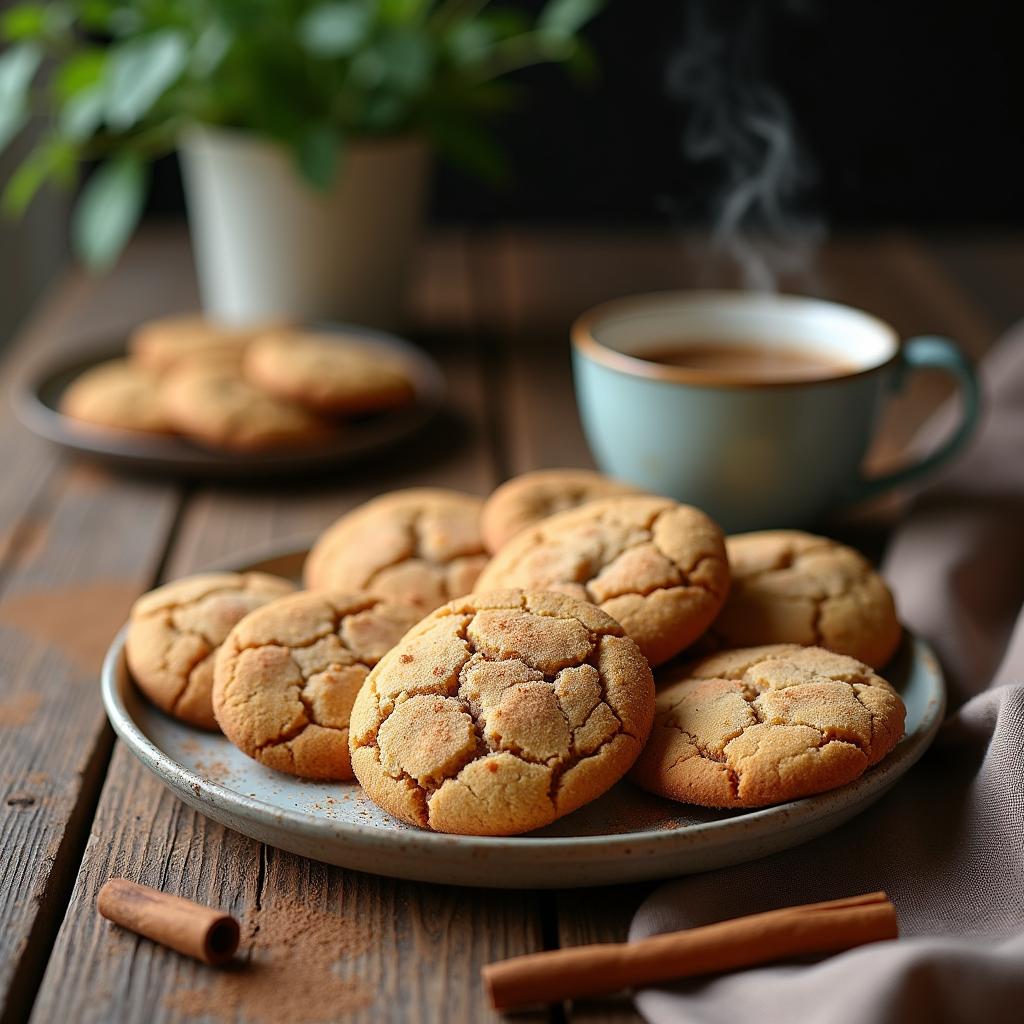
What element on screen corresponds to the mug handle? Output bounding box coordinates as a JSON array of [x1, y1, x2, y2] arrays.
[[845, 335, 981, 503]]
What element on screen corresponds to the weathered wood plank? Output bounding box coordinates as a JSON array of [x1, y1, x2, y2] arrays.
[[17, 229, 1022, 1024], [0, 229, 201, 1024], [31, 232, 547, 1024], [0, 228, 197, 568], [923, 233, 1024, 337], [0, 448, 182, 1024]]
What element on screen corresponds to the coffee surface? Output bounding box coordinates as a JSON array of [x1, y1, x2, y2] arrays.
[[632, 340, 854, 382]]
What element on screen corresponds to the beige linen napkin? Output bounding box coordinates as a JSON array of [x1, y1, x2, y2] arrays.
[[630, 327, 1024, 1022]]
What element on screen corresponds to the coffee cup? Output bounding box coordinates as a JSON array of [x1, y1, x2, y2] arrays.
[[571, 290, 979, 531]]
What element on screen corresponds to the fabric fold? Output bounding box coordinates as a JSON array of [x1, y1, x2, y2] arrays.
[[630, 327, 1024, 1023]]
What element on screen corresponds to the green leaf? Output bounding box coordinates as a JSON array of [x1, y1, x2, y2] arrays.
[[376, 30, 433, 94], [294, 125, 340, 189], [349, 47, 387, 88], [53, 50, 106, 101], [2, 138, 76, 215], [298, 2, 372, 58], [359, 93, 407, 130], [379, 0, 430, 25], [538, 0, 603, 39], [0, 43, 41, 151], [0, 42, 42, 97], [446, 20, 495, 65], [477, 10, 531, 39], [71, 154, 148, 270], [1, 5, 50, 41], [191, 21, 231, 76], [105, 31, 188, 131], [78, 0, 121, 32], [60, 87, 105, 140]]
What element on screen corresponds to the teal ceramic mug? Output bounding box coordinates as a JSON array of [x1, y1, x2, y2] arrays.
[[571, 291, 980, 532]]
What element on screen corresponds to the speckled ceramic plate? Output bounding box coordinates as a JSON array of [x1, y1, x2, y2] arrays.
[[14, 324, 444, 478], [101, 544, 946, 889]]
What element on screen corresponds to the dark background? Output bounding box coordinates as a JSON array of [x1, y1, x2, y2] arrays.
[[146, 0, 1024, 229]]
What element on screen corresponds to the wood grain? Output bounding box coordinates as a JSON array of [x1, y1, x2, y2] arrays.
[[30, 231, 548, 1024], [0, 230, 200, 1022], [6, 227, 1022, 1024]]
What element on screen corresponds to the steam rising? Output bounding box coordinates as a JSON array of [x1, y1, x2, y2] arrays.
[[665, 0, 823, 290]]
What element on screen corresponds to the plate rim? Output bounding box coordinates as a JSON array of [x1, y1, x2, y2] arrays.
[[101, 544, 948, 860], [13, 323, 446, 473]]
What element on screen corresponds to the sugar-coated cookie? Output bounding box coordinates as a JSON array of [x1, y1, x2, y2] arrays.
[[160, 361, 331, 451], [130, 314, 277, 371], [713, 530, 902, 668], [213, 591, 421, 780], [126, 572, 296, 729], [630, 644, 906, 809], [475, 496, 730, 666], [245, 330, 414, 415], [304, 488, 487, 612], [480, 468, 642, 553], [60, 359, 174, 434], [349, 589, 654, 835]]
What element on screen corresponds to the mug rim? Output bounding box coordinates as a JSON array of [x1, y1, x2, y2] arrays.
[[571, 290, 901, 390]]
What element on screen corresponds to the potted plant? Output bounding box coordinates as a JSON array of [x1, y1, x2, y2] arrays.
[[0, 0, 601, 326]]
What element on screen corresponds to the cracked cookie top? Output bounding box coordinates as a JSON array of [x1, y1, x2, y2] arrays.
[[245, 330, 414, 415], [475, 496, 730, 666], [304, 488, 488, 613], [126, 572, 296, 729], [480, 468, 642, 553], [631, 644, 906, 809], [712, 530, 902, 668], [212, 591, 421, 780], [349, 589, 655, 835]]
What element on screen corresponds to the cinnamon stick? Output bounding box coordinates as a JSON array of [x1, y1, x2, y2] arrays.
[[483, 892, 897, 1011], [97, 879, 240, 965]]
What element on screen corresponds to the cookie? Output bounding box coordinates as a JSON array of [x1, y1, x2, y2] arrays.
[[60, 359, 174, 434], [349, 589, 654, 835], [475, 496, 730, 666], [304, 488, 488, 612], [711, 530, 902, 668], [213, 591, 421, 780], [130, 314, 276, 371], [160, 361, 331, 451], [245, 330, 414, 415], [630, 644, 906, 809], [125, 572, 296, 729], [480, 468, 643, 553]]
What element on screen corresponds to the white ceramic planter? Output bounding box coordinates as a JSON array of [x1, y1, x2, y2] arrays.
[[179, 126, 429, 328]]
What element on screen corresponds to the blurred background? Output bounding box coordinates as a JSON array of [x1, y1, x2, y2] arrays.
[[144, 0, 1024, 226], [3, 0, 1022, 343]]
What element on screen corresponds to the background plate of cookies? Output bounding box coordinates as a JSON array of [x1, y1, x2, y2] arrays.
[[99, 479, 947, 889], [14, 315, 445, 478]]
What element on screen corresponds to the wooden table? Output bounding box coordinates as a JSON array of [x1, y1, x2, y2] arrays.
[[0, 228, 1019, 1024]]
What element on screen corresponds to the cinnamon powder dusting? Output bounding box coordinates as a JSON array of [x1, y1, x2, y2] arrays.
[[0, 581, 139, 673], [165, 898, 373, 1022]]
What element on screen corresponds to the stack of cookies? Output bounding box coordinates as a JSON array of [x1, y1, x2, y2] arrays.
[[60, 314, 415, 451], [124, 471, 907, 837]]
